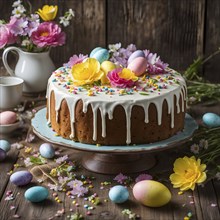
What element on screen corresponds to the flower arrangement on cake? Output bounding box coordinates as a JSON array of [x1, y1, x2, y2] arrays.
[[0, 0, 74, 52]]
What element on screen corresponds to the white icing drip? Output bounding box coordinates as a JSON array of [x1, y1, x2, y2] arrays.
[[66, 97, 80, 138], [46, 69, 187, 145]]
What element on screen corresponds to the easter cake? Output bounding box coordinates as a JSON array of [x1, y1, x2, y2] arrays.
[[46, 43, 187, 145]]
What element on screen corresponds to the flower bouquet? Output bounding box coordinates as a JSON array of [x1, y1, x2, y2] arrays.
[[0, 0, 74, 52]]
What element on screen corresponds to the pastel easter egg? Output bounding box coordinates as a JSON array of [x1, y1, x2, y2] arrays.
[[90, 48, 110, 63], [90, 47, 103, 57], [109, 185, 129, 203], [10, 170, 33, 186], [133, 180, 171, 207], [0, 148, 6, 162], [0, 111, 17, 125], [101, 61, 116, 74], [0, 140, 11, 152], [128, 50, 145, 64], [25, 186, 49, 203], [202, 113, 220, 128], [39, 143, 55, 159], [127, 57, 147, 76]]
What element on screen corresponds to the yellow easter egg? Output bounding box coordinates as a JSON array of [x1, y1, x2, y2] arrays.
[[101, 61, 116, 84], [133, 180, 171, 207]]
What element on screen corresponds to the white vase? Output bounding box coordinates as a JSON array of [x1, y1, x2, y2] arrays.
[[2, 46, 55, 93]]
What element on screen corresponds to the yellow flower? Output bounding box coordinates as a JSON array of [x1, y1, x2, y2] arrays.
[[170, 156, 207, 191], [71, 58, 104, 86], [118, 68, 138, 81], [37, 5, 58, 21]]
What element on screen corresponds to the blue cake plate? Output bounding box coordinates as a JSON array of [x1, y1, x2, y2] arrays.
[[32, 108, 198, 153], [32, 108, 198, 174]]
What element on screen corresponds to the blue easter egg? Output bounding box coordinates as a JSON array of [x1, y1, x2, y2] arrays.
[[25, 186, 49, 202], [0, 140, 11, 152], [90, 47, 103, 57], [202, 113, 220, 128], [10, 170, 33, 186], [109, 185, 129, 203], [90, 47, 109, 63], [39, 143, 55, 159], [0, 148, 6, 161], [128, 50, 145, 65]]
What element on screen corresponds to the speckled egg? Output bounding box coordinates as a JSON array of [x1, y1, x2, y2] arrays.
[[128, 50, 145, 64], [10, 170, 33, 186], [109, 185, 129, 203], [127, 57, 147, 76], [39, 143, 55, 159], [90, 47, 110, 63], [0, 139, 11, 152], [133, 180, 171, 207], [0, 111, 17, 125], [202, 112, 220, 128], [0, 148, 6, 161], [25, 186, 49, 203]]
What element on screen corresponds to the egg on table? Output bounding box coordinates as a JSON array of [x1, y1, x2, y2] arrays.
[[25, 186, 49, 202], [127, 57, 147, 76], [39, 143, 55, 159], [202, 112, 220, 128], [90, 47, 110, 63], [10, 170, 33, 186], [109, 185, 129, 203], [133, 180, 171, 207], [128, 50, 145, 64], [0, 139, 11, 152], [0, 111, 17, 125]]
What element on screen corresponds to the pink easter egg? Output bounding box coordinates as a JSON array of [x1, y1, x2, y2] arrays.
[[127, 57, 147, 76], [0, 111, 17, 125]]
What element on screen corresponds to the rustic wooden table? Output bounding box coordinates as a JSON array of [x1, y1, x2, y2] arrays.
[[0, 70, 220, 220]]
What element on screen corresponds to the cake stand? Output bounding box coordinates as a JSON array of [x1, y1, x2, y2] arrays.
[[32, 108, 198, 174]]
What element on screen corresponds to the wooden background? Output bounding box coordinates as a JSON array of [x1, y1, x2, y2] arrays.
[[0, 0, 220, 82]]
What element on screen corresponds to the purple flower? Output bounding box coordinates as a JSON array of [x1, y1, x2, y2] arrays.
[[144, 49, 168, 74], [7, 16, 28, 36], [107, 68, 137, 88], [135, 173, 153, 183], [55, 155, 68, 164], [67, 180, 88, 197], [114, 173, 128, 184], [48, 183, 62, 191], [58, 176, 70, 185], [0, 24, 17, 48], [64, 54, 88, 67], [26, 14, 40, 36], [31, 22, 66, 47]]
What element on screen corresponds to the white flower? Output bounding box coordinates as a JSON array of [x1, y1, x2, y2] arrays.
[[199, 139, 208, 149], [215, 172, 220, 181], [24, 157, 33, 167], [59, 16, 70, 27], [12, 5, 26, 18], [12, 0, 22, 8], [67, 8, 75, 18], [109, 43, 121, 52], [190, 144, 200, 154], [21, 39, 31, 47]]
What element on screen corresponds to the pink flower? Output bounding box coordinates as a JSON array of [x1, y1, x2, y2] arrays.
[[31, 22, 66, 47], [67, 180, 88, 197], [7, 16, 28, 36], [114, 173, 128, 184], [0, 24, 16, 49], [107, 68, 137, 88], [135, 173, 153, 183], [64, 54, 88, 67], [144, 49, 168, 74]]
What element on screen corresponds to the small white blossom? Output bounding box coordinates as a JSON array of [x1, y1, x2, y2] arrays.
[[199, 139, 208, 149], [12, 0, 22, 8], [109, 43, 121, 52], [59, 16, 70, 27], [21, 39, 31, 47], [215, 172, 220, 181], [24, 157, 33, 167], [190, 144, 200, 154], [12, 5, 26, 18]]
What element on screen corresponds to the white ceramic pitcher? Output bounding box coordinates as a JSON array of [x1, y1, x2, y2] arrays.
[[2, 46, 55, 93]]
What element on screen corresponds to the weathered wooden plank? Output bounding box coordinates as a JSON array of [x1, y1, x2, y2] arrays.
[[204, 0, 220, 83], [107, 0, 205, 72]]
